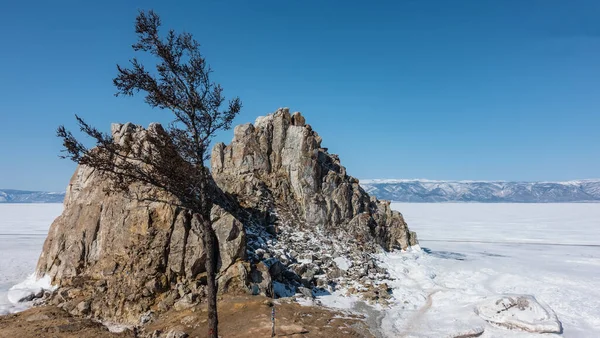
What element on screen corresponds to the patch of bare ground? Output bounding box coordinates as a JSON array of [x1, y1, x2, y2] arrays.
[[145, 295, 373, 337], [0, 305, 134, 338], [0, 295, 373, 338]]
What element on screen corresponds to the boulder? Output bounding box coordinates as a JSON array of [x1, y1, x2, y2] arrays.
[[476, 294, 562, 333]]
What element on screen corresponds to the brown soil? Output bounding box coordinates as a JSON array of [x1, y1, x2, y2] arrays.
[[0, 295, 374, 338], [0, 305, 134, 338]]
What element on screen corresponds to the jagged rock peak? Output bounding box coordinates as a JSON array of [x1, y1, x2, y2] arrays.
[[211, 107, 417, 251]]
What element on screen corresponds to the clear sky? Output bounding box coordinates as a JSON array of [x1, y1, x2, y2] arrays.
[[1, 0, 599, 191]]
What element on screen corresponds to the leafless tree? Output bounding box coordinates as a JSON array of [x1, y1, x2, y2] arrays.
[[57, 10, 241, 337]]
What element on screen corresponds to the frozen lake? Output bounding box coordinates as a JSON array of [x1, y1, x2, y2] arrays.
[[396, 202, 600, 246], [0, 203, 599, 337], [379, 203, 600, 337], [0, 204, 62, 314]]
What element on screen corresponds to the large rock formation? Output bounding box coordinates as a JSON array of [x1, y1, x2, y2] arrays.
[[212, 108, 417, 252], [210, 108, 417, 303], [34, 108, 417, 325], [35, 124, 249, 324]]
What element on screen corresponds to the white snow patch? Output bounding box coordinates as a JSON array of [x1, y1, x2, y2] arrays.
[[103, 322, 133, 333], [410, 244, 422, 252], [333, 256, 352, 271], [476, 294, 562, 333], [314, 288, 359, 310], [7, 274, 55, 303]]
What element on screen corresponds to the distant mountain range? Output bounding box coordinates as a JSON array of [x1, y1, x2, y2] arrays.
[[4, 179, 600, 203], [0, 189, 65, 203], [360, 179, 600, 203]]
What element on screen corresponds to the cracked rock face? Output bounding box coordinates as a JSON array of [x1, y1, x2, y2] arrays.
[[211, 108, 418, 300], [34, 108, 418, 324], [211, 108, 417, 252], [35, 124, 248, 324]]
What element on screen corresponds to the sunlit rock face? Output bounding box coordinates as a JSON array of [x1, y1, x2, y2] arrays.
[[211, 108, 417, 304], [36, 124, 249, 324], [211, 108, 417, 253], [33, 108, 418, 324]]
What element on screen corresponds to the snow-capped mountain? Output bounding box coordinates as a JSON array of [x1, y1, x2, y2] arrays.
[[360, 179, 600, 202], [5, 178, 600, 203], [0, 189, 65, 203]]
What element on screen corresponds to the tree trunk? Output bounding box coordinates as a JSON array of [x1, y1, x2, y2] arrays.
[[194, 167, 219, 337], [200, 210, 218, 337]]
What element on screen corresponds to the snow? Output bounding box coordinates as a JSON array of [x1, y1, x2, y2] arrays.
[[313, 288, 359, 310], [360, 178, 600, 185], [475, 295, 561, 333], [333, 256, 352, 271], [0, 204, 62, 315], [104, 322, 133, 333], [0, 203, 599, 337], [305, 203, 600, 337], [398, 202, 600, 245], [7, 274, 55, 304]]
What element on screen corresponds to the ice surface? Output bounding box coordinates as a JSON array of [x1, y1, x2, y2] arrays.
[[7, 274, 55, 303], [0, 203, 599, 337], [305, 203, 600, 337], [0, 204, 62, 315], [475, 294, 562, 333], [374, 203, 600, 337], [396, 202, 600, 245]]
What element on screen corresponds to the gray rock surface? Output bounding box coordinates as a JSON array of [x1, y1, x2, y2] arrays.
[[211, 108, 416, 252], [36, 124, 248, 324], [211, 108, 417, 301], [34, 108, 418, 325]]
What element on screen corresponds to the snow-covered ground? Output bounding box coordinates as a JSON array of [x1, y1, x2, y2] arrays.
[[1, 203, 599, 337], [0, 204, 62, 314], [313, 203, 600, 337]]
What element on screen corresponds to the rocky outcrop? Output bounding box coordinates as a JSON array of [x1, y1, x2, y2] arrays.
[[35, 124, 250, 324], [33, 108, 418, 325], [211, 108, 416, 251], [211, 108, 417, 300]]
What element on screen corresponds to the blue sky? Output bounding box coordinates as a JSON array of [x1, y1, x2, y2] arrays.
[[0, 0, 599, 191]]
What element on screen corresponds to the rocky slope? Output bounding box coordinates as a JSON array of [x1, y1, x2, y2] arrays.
[[361, 179, 600, 202], [31, 108, 417, 331]]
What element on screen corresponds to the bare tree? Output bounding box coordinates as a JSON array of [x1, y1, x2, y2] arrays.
[[57, 10, 241, 337]]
